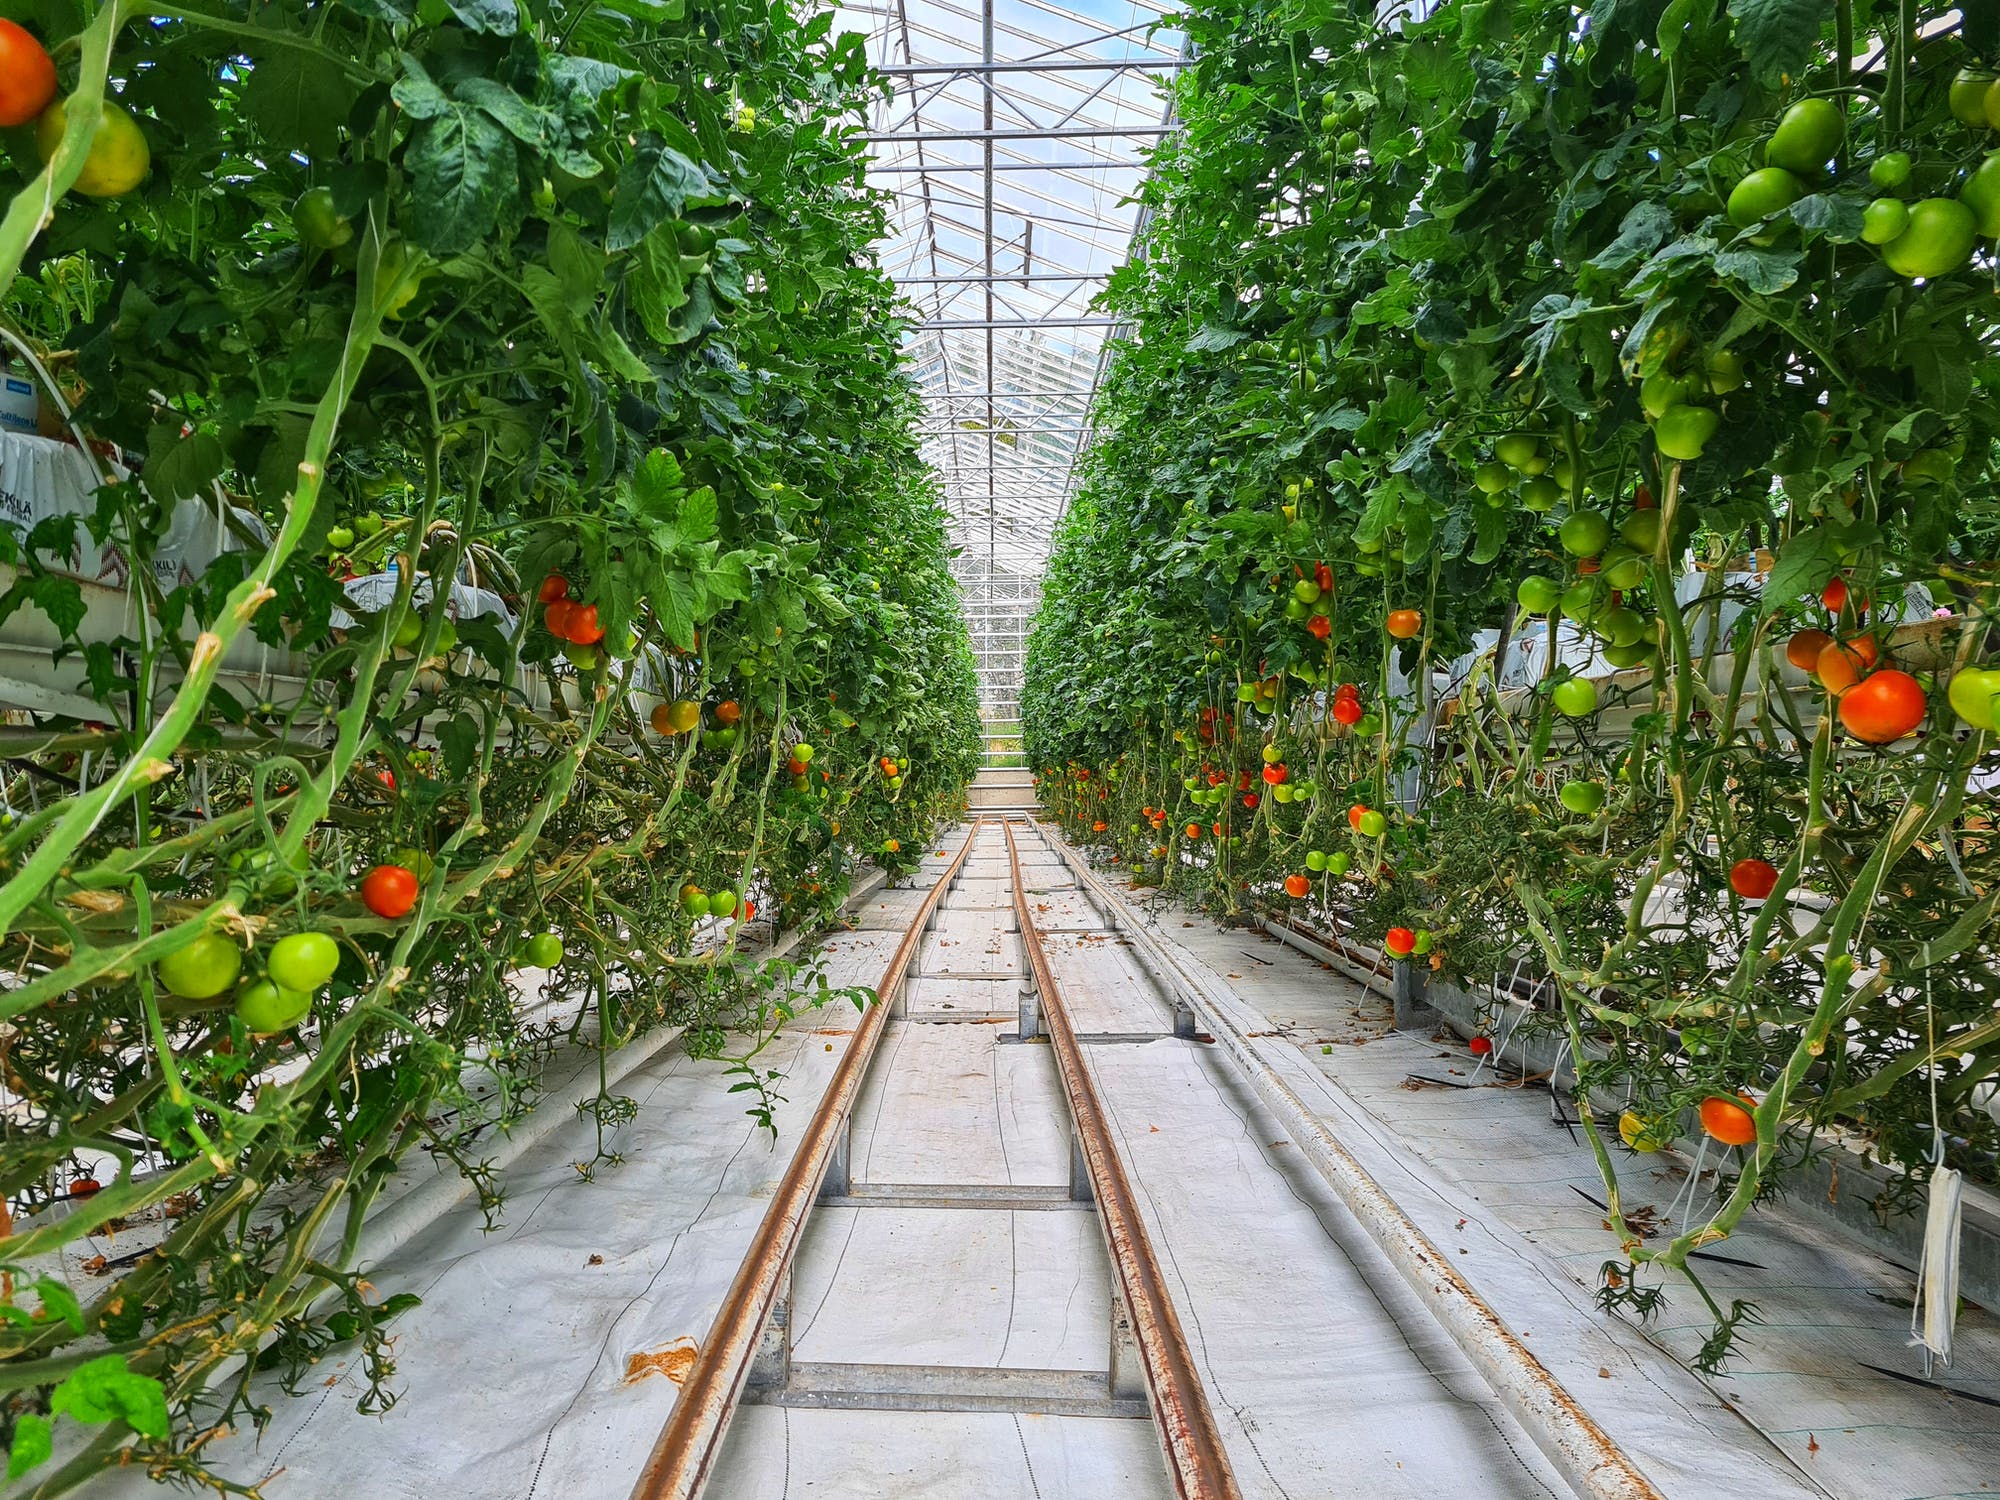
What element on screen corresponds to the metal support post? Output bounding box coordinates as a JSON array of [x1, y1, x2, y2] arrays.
[[1068, 1129, 1094, 1204], [819, 1115, 852, 1202], [745, 1266, 791, 1394], [1392, 959, 1443, 1032], [1107, 1290, 1146, 1403]]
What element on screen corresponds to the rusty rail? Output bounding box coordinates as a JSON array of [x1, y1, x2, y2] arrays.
[[1001, 819, 1244, 1500], [1037, 821, 1665, 1500], [627, 821, 984, 1500]]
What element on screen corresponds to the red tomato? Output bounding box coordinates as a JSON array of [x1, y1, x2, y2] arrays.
[[376, 768, 397, 793], [68, 1177, 102, 1197], [787, 757, 809, 776], [715, 699, 743, 725], [361, 863, 420, 918], [1091, 820, 1108, 832], [0, 21, 57, 129], [537, 573, 570, 604], [1383, 927, 1416, 957], [564, 603, 606, 645], [1314, 561, 1333, 593], [1261, 763, 1287, 785], [1839, 668, 1926, 743], [1334, 682, 1360, 701], [1283, 873, 1310, 898], [1308, 613, 1331, 640], [1700, 1093, 1758, 1147], [1242, 792, 1260, 809], [1729, 858, 1779, 900], [1820, 576, 1848, 613], [1386, 608, 1423, 639], [1468, 1036, 1493, 1056], [543, 598, 576, 637], [1333, 696, 1363, 726]]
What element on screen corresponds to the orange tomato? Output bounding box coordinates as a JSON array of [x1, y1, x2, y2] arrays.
[[1814, 636, 1877, 695], [536, 573, 570, 604], [564, 602, 605, 645], [1784, 628, 1832, 671], [1839, 668, 1926, 744], [1386, 608, 1423, 639], [1728, 857, 1779, 900], [543, 598, 576, 638], [1383, 926, 1416, 956], [1699, 1093, 1758, 1147], [0, 20, 56, 129], [1283, 873, 1310, 898], [715, 699, 743, 725]]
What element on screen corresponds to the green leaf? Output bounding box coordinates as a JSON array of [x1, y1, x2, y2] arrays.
[[608, 135, 711, 252], [145, 423, 228, 503], [244, 47, 359, 161], [1471, 505, 1510, 565], [405, 104, 517, 256], [1713, 244, 1799, 295], [1789, 193, 1864, 243], [1763, 526, 1836, 614], [707, 550, 752, 603], [1728, 0, 1824, 87], [678, 488, 718, 546], [1185, 324, 1245, 353], [631, 449, 686, 522], [439, 712, 480, 779], [50, 1355, 170, 1440], [445, 0, 518, 32], [7, 1413, 51, 1481], [652, 567, 699, 648], [457, 77, 548, 147], [32, 1276, 85, 1334], [1588, 202, 1675, 272], [27, 574, 86, 637]]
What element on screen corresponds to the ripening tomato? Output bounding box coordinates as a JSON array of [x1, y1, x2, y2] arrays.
[[1838, 668, 1926, 743], [1185, 823, 1202, 839], [1383, 927, 1416, 957], [1729, 857, 1779, 900], [1699, 1093, 1758, 1147], [1348, 803, 1368, 830], [1284, 873, 1310, 898], [36, 100, 150, 197], [537, 573, 570, 604], [1785, 628, 1833, 671], [1386, 608, 1423, 639], [1091, 820, 1108, 832], [1813, 637, 1877, 694], [1820, 576, 1849, 613], [715, 699, 743, 726], [0, 20, 57, 128], [361, 863, 420, 919]]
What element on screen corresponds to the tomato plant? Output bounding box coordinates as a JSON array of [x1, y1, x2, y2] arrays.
[[0, 0, 978, 1485], [1025, 0, 2000, 1373]]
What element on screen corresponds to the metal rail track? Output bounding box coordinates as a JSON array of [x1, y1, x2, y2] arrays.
[[626, 817, 1244, 1500], [626, 822, 981, 1500], [1034, 819, 1666, 1500], [1000, 817, 1244, 1500]]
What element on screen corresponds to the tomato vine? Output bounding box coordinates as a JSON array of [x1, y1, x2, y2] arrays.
[[0, 0, 977, 1486], [1027, 0, 2000, 1369]]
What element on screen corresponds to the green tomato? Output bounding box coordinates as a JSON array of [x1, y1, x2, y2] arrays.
[[1293, 577, 1323, 604], [1516, 574, 1562, 614], [1869, 151, 1912, 189], [564, 639, 600, 670], [709, 889, 739, 918], [1638, 368, 1691, 421], [326, 524, 356, 551], [1551, 678, 1600, 718], [1494, 432, 1542, 471], [1726, 166, 1804, 227], [682, 888, 712, 918], [1326, 852, 1351, 877], [157, 933, 243, 1000], [523, 931, 565, 967], [1559, 779, 1606, 815], [390, 612, 424, 651], [1596, 607, 1648, 649], [1305, 849, 1328, 872], [1600, 547, 1648, 591], [1618, 509, 1662, 552], [1561, 577, 1610, 623], [1959, 154, 2000, 237], [356, 512, 385, 537], [1949, 70, 1994, 128], [268, 932, 340, 992], [1704, 349, 1745, 394], [793, 743, 815, 764], [1357, 810, 1388, 838], [1557, 511, 1612, 558], [1602, 641, 1658, 670], [1655, 404, 1720, 462], [293, 187, 354, 250], [1948, 666, 2000, 731], [1881, 199, 1977, 279], [1355, 713, 1382, 737], [1764, 98, 1843, 175], [1473, 461, 1513, 495], [1861, 197, 1910, 245], [235, 978, 312, 1033], [1520, 476, 1561, 512], [1411, 928, 1433, 955]]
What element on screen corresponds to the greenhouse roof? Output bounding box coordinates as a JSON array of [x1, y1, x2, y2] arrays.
[[840, 0, 1181, 581]]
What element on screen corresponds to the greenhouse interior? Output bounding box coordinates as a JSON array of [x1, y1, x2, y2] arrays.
[[0, 0, 1997, 1496]]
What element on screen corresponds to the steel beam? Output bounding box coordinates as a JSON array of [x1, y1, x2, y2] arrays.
[[864, 125, 1173, 142], [915, 316, 1119, 329], [876, 58, 1184, 74]]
